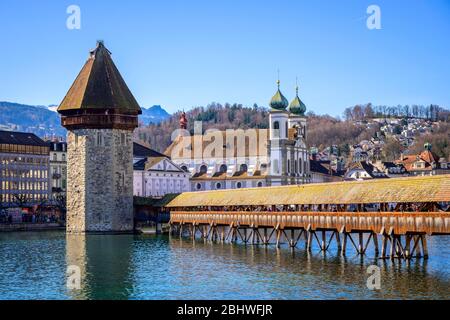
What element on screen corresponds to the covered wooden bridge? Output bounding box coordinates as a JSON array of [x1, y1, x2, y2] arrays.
[[166, 175, 450, 259]]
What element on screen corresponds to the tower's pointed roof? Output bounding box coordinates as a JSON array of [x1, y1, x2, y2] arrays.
[[58, 41, 141, 114]]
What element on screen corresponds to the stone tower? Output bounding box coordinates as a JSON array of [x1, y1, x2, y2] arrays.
[[57, 41, 142, 233]]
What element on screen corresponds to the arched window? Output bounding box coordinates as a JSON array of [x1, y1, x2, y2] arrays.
[[199, 165, 208, 174], [257, 181, 263, 188], [239, 164, 248, 172], [196, 183, 202, 190], [219, 164, 227, 173], [273, 121, 280, 138], [236, 182, 242, 189], [181, 165, 188, 173], [216, 182, 222, 190]]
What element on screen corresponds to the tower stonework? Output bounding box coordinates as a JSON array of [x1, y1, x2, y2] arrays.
[[58, 41, 141, 233]]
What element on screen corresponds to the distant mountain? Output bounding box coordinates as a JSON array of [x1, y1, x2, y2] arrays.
[[0, 101, 170, 139], [0, 101, 66, 138], [140, 105, 171, 124]]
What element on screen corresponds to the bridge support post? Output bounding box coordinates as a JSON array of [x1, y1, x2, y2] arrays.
[[358, 232, 364, 254], [335, 231, 342, 252], [276, 229, 282, 248], [342, 233, 348, 256], [321, 230, 327, 251], [373, 233, 379, 256], [306, 231, 313, 252], [421, 235, 429, 259]]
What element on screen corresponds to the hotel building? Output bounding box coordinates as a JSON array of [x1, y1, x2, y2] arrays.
[[0, 130, 50, 205]]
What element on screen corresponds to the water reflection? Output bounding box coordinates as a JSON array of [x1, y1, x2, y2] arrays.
[[66, 234, 134, 300]]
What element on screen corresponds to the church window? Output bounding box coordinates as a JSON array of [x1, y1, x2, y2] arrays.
[[199, 165, 208, 174], [236, 182, 242, 189], [219, 164, 227, 173], [239, 164, 248, 172], [216, 182, 222, 190], [196, 183, 202, 190], [257, 181, 263, 187]]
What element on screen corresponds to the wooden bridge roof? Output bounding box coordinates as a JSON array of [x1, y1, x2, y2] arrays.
[[165, 175, 450, 207]]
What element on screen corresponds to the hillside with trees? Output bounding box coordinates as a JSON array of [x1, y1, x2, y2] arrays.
[[135, 102, 449, 162]]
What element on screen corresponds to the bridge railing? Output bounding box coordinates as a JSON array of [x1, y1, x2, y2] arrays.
[[170, 211, 450, 235]]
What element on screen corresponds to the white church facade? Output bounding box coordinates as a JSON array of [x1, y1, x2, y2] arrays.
[[165, 81, 311, 191]]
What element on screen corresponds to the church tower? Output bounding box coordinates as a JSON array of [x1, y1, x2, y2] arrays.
[[57, 41, 142, 233], [288, 83, 309, 184], [268, 80, 289, 185]]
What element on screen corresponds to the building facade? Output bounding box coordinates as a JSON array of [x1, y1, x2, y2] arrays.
[[57, 41, 141, 233], [396, 143, 449, 176], [48, 140, 67, 198], [0, 130, 50, 206], [133, 149, 190, 197], [165, 81, 310, 191]]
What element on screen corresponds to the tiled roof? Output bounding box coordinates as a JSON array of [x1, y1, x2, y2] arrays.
[[58, 41, 141, 114], [310, 160, 342, 177], [165, 129, 269, 159], [133, 142, 167, 159], [397, 150, 441, 172], [166, 174, 450, 207], [348, 161, 389, 178], [0, 130, 48, 147]]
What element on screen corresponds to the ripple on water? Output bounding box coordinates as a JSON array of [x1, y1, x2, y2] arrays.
[[0, 232, 449, 300]]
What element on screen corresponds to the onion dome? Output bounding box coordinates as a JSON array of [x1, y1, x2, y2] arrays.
[[269, 80, 289, 111], [289, 85, 307, 116]]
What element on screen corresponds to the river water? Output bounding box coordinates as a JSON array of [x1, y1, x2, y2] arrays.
[[0, 231, 448, 300]]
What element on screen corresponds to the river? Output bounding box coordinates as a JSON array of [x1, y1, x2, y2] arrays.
[[0, 231, 448, 300]]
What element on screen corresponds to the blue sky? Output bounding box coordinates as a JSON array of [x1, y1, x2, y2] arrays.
[[0, 0, 449, 117]]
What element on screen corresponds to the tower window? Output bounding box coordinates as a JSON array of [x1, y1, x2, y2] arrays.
[[273, 121, 280, 138], [97, 132, 103, 146]]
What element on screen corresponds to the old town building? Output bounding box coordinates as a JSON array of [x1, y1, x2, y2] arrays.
[[165, 81, 310, 191], [0, 130, 50, 205], [48, 140, 67, 198], [396, 143, 449, 176], [133, 143, 190, 197]]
